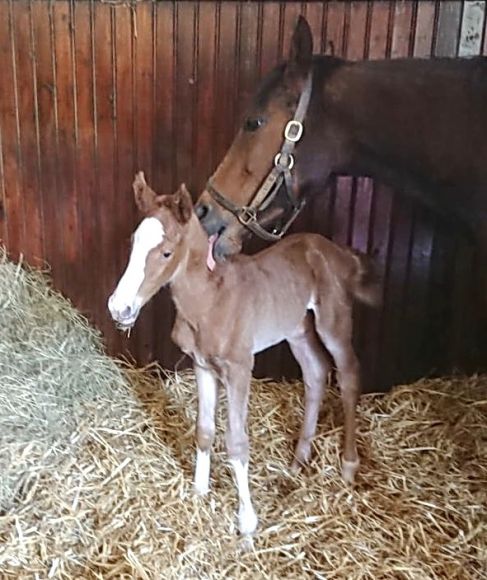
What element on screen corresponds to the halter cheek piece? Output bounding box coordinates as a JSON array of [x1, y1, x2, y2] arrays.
[[205, 72, 313, 242]]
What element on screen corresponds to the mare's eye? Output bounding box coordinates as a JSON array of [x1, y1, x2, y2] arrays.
[[243, 117, 265, 132], [163, 251, 172, 258]]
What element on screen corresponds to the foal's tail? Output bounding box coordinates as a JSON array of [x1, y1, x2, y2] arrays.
[[348, 250, 382, 307]]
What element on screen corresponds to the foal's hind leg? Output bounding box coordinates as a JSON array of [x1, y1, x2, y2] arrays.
[[287, 314, 332, 471], [313, 305, 361, 483]]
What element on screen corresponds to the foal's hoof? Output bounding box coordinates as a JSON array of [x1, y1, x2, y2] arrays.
[[239, 535, 255, 552], [291, 442, 312, 473], [341, 457, 360, 484], [238, 506, 259, 537], [290, 458, 304, 474], [193, 483, 210, 496]]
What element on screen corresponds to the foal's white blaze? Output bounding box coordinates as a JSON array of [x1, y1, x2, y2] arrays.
[[230, 459, 258, 535], [108, 217, 164, 323]]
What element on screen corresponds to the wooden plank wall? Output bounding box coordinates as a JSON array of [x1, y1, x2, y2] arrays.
[[0, 1, 485, 391]]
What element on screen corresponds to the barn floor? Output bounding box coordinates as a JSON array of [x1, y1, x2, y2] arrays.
[[1, 367, 485, 579]]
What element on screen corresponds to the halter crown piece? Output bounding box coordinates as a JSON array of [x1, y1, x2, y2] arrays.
[[206, 71, 313, 241]]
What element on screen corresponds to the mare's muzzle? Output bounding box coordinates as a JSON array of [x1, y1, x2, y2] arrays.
[[196, 191, 243, 262], [195, 192, 227, 237]]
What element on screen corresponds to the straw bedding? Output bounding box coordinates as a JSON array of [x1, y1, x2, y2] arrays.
[[0, 253, 486, 579]]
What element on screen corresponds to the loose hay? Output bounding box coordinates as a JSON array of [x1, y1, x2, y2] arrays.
[[0, 252, 486, 579]]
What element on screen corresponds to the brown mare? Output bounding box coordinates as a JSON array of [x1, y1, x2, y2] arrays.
[[108, 172, 380, 535], [195, 17, 487, 267]]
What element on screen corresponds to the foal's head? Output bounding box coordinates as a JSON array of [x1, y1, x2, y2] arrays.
[[108, 173, 193, 329], [195, 16, 315, 261]]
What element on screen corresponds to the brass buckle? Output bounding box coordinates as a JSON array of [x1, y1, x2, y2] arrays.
[[238, 206, 257, 226], [284, 120, 303, 142]]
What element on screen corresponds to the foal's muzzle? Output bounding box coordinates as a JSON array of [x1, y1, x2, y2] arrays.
[[108, 294, 140, 329]]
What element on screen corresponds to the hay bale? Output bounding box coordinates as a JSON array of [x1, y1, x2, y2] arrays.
[[0, 249, 128, 512], [0, 251, 486, 579]]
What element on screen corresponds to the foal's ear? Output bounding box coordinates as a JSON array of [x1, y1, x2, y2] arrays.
[[287, 15, 313, 80], [170, 183, 193, 224], [133, 171, 158, 214]]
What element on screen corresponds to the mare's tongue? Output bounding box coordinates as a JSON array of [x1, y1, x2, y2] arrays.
[[206, 234, 217, 271]]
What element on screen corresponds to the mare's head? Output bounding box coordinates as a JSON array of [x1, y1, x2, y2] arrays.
[[108, 173, 193, 330], [196, 16, 319, 261]]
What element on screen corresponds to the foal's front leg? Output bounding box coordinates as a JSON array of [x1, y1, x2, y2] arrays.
[[194, 364, 218, 495], [224, 361, 258, 536]]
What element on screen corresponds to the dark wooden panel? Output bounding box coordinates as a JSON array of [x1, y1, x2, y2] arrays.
[[414, 1, 436, 57], [12, 0, 44, 266], [325, 1, 347, 58], [173, 2, 196, 187], [53, 1, 81, 295], [346, 2, 368, 61], [30, 1, 61, 279], [111, 3, 136, 358], [212, 2, 238, 162], [133, 0, 156, 363], [0, 0, 26, 261], [236, 1, 261, 119], [391, 0, 415, 57], [194, 2, 217, 191], [0, 1, 485, 393], [92, 1, 120, 353], [152, 1, 180, 367], [435, 0, 462, 57]]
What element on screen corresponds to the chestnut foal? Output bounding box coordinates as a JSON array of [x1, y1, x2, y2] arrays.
[[108, 173, 380, 535]]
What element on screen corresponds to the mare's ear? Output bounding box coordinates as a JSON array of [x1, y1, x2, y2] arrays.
[[133, 171, 159, 214], [286, 15, 313, 81], [168, 183, 193, 224]]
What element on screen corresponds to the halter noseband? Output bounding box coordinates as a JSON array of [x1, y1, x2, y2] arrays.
[[206, 71, 313, 242]]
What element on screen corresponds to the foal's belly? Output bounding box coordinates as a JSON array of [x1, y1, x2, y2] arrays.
[[252, 332, 285, 355], [251, 310, 307, 355]]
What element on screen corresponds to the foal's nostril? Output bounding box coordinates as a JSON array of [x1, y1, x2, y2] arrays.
[[120, 305, 132, 319]]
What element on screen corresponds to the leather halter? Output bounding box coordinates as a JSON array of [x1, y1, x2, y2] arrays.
[[206, 72, 313, 241]]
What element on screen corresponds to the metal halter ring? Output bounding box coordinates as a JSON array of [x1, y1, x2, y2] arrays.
[[237, 206, 258, 226], [284, 120, 304, 142], [274, 152, 295, 170]]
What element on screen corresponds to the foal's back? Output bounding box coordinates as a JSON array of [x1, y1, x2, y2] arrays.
[[215, 233, 377, 355]]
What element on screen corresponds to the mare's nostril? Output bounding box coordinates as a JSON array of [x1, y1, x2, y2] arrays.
[[195, 202, 209, 220]]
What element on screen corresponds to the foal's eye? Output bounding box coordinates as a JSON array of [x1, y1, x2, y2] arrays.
[[243, 117, 265, 132], [163, 251, 172, 258]]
